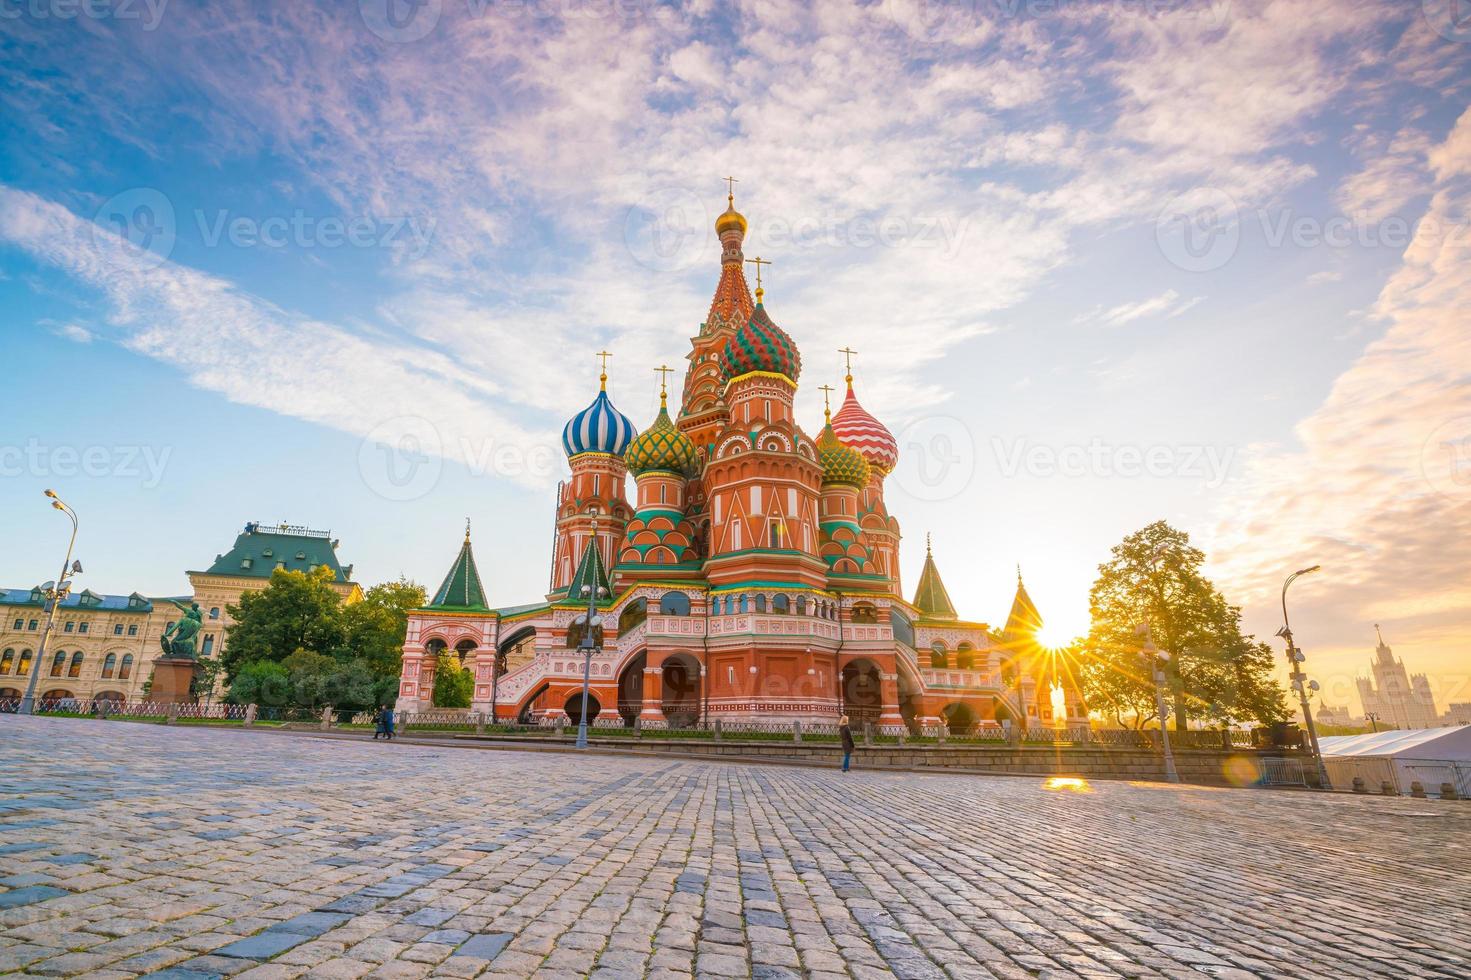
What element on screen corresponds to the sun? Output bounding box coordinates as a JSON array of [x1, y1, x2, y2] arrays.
[[1035, 621, 1080, 650]]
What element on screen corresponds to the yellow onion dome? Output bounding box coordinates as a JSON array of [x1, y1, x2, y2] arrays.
[[625, 402, 699, 478], [816, 420, 871, 488], [715, 193, 747, 237]]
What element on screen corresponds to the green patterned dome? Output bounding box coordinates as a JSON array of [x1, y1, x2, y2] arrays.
[[626, 403, 699, 477], [719, 302, 802, 383], [817, 420, 871, 488]]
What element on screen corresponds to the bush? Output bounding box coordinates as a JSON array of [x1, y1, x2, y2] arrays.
[[433, 653, 473, 708], [227, 660, 291, 706]]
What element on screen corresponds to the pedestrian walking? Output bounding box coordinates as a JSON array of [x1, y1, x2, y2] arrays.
[[839, 715, 855, 772], [372, 706, 386, 740], [383, 704, 396, 740]]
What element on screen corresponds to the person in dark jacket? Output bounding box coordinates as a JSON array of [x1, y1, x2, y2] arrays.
[[839, 715, 855, 772], [383, 705, 396, 740], [372, 706, 386, 740]]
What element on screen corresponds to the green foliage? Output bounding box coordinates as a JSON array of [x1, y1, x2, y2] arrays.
[[222, 569, 424, 704], [222, 567, 346, 678], [226, 660, 290, 706], [432, 653, 473, 708], [1082, 521, 1289, 730], [340, 578, 426, 677]]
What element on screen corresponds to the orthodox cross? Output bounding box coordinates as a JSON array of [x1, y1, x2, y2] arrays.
[[654, 364, 673, 403], [723, 175, 739, 198], [595, 349, 612, 389], [464, 518, 472, 542], [926, 531, 933, 555], [746, 255, 771, 293], [818, 383, 835, 419], [838, 346, 857, 384]]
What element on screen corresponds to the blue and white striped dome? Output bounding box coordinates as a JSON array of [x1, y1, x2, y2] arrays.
[[562, 388, 636, 459]]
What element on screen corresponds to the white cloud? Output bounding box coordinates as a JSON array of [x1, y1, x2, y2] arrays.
[[1208, 107, 1471, 705], [1088, 289, 1203, 327]]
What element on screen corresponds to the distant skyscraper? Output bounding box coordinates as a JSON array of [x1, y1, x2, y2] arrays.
[[1356, 625, 1438, 730]]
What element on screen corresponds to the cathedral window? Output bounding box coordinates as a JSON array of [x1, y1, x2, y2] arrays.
[[102, 653, 117, 678], [755, 595, 767, 613], [50, 651, 66, 676], [0, 649, 12, 673], [68, 651, 84, 677], [119, 654, 133, 679], [750, 487, 761, 510], [772, 595, 789, 614]]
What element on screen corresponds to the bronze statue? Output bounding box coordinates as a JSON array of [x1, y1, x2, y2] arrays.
[[159, 600, 204, 660]]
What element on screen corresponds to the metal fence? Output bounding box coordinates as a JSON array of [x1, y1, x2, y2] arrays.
[[1262, 757, 1306, 786]]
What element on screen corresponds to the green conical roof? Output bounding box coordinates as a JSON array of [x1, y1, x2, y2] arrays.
[[566, 536, 612, 602], [911, 539, 956, 621], [429, 531, 488, 611], [1003, 568, 1043, 638]]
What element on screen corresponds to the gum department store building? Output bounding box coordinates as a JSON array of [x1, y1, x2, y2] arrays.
[[397, 193, 1086, 733]]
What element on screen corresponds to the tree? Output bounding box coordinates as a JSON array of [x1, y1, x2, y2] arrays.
[[222, 567, 346, 679], [282, 649, 340, 708], [226, 660, 290, 706], [1083, 521, 1288, 730], [194, 655, 228, 706], [432, 653, 473, 708], [339, 578, 426, 678]]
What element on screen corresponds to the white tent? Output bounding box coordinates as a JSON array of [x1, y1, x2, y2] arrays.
[[1320, 726, 1471, 797]]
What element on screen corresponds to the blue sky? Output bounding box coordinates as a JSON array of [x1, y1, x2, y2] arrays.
[[2, 0, 1469, 713]]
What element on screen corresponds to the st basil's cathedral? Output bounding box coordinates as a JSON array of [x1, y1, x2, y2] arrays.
[[396, 192, 1086, 733]]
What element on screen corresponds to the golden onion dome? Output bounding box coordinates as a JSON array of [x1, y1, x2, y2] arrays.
[[715, 193, 747, 236]]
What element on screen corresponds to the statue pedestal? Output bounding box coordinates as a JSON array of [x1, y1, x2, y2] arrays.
[[150, 657, 198, 704]]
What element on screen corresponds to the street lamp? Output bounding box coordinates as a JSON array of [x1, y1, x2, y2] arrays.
[[1366, 711, 1381, 733], [19, 490, 81, 716], [1138, 543, 1178, 782], [574, 520, 608, 750], [1136, 621, 1179, 783], [1277, 565, 1331, 790]]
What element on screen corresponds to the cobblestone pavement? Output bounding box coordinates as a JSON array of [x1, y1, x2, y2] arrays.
[[0, 718, 1467, 980]]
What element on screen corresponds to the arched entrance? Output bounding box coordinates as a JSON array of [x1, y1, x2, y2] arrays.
[[517, 682, 549, 724], [841, 658, 883, 726], [454, 639, 477, 666], [564, 691, 601, 725], [617, 652, 646, 726], [942, 702, 977, 735], [661, 654, 701, 728]]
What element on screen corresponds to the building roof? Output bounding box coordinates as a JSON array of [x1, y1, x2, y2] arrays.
[[195, 523, 352, 583], [0, 588, 161, 613], [1320, 726, 1471, 761], [428, 531, 488, 611], [564, 539, 612, 603], [911, 540, 957, 621], [1003, 569, 1043, 638]]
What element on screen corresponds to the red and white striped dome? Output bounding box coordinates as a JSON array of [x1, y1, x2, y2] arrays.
[[830, 383, 897, 476]]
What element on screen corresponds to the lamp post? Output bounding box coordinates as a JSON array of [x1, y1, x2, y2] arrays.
[[19, 490, 82, 716], [1366, 711, 1380, 733], [1136, 621, 1179, 783], [1138, 543, 1178, 782], [574, 520, 607, 750], [1278, 566, 1330, 790]]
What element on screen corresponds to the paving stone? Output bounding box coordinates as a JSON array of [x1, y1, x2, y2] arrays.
[[0, 716, 1466, 980]]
